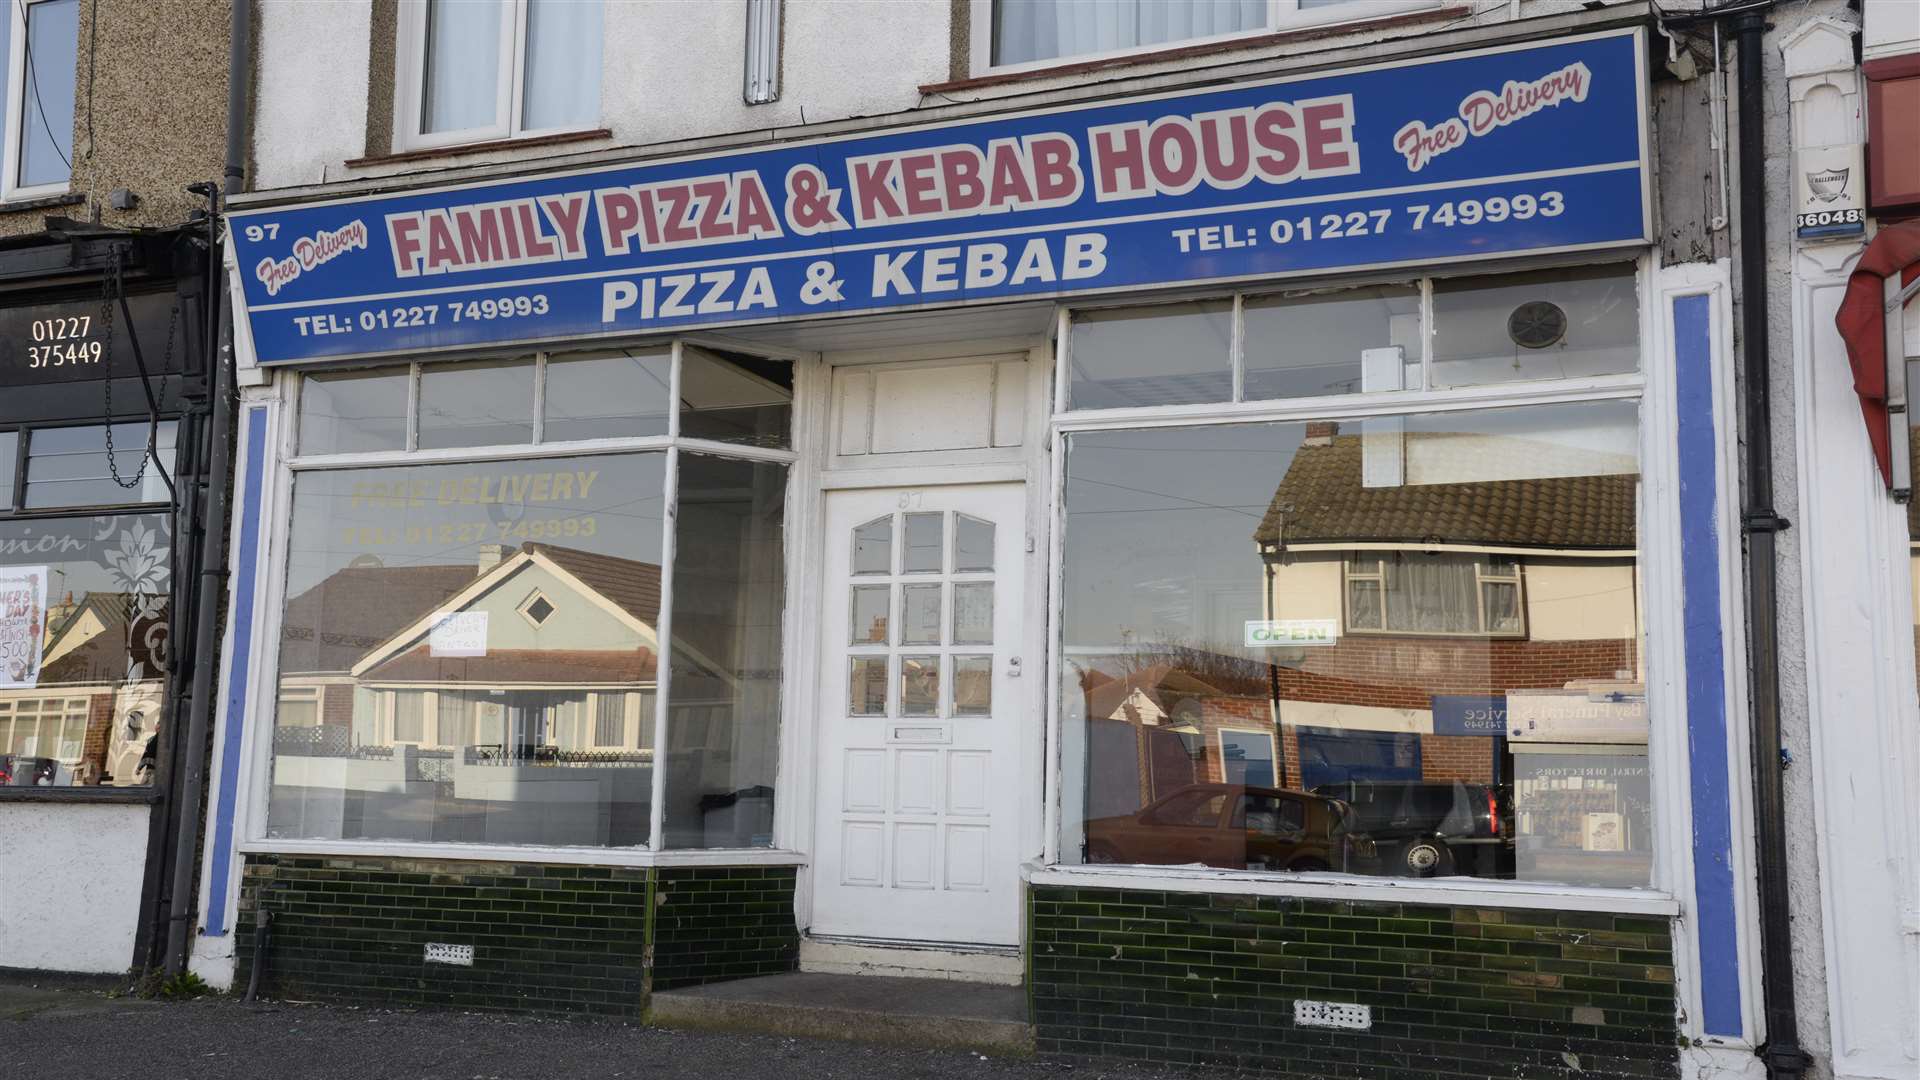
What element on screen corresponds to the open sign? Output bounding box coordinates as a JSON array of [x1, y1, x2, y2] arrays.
[[1243, 619, 1338, 648]]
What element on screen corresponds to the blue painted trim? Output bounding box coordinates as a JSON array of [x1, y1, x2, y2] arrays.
[[1673, 293, 1742, 1037], [201, 407, 269, 938]]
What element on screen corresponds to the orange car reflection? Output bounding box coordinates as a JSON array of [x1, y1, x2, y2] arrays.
[[1084, 783, 1367, 873]]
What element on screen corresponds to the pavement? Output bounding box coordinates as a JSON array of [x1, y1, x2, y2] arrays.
[[0, 980, 1220, 1080]]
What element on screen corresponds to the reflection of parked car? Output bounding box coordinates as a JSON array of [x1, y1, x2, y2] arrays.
[[1310, 780, 1508, 877], [1085, 783, 1365, 872]]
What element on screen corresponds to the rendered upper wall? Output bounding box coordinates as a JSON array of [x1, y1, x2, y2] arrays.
[[0, 0, 228, 239], [245, 0, 1655, 197]]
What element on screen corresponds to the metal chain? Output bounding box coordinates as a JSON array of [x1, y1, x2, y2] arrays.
[[100, 247, 177, 490]]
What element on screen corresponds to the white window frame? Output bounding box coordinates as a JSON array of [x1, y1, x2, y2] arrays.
[[393, 0, 602, 153], [1341, 552, 1529, 639], [516, 587, 556, 628], [1042, 252, 1690, 917], [1215, 726, 1278, 786], [969, 0, 1442, 78], [1, 0, 75, 201], [241, 339, 810, 866]]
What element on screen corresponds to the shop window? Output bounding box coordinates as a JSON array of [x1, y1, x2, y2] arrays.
[[1063, 265, 1640, 412], [23, 421, 177, 508], [1431, 264, 1640, 387], [0, 512, 172, 788], [269, 346, 791, 850], [542, 348, 671, 442], [0, 431, 15, 509], [985, 0, 1437, 72], [1344, 553, 1525, 637], [2, 0, 77, 198], [679, 346, 794, 449], [299, 368, 409, 455], [396, 0, 603, 151], [1059, 399, 1649, 888], [1068, 300, 1233, 409]]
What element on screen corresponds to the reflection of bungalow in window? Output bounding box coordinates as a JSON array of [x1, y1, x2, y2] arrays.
[[0, 591, 167, 787]]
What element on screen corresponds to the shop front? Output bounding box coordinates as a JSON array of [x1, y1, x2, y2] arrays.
[[202, 21, 1760, 1077]]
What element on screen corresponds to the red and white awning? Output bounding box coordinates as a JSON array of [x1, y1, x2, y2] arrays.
[[1835, 221, 1920, 487]]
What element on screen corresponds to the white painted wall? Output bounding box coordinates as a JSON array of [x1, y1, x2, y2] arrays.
[[0, 803, 149, 973]]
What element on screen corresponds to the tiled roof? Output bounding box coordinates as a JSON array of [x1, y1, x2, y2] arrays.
[[529, 543, 662, 628], [279, 564, 477, 675], [1254, 431, 1637, 550], [38, 592, 169, 686]]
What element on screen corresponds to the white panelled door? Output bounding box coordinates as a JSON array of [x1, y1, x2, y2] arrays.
[[812, 484, 1025, 946]]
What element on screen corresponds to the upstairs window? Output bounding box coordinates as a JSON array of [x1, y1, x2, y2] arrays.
[[396, 0, 604, 152], [985, 0, 1437, 72], [3, 0, 77, 198]]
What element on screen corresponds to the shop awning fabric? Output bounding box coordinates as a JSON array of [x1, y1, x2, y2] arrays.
[[1836, 221, 1920, 487]]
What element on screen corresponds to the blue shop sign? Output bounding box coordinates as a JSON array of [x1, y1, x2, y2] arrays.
[[1432, 695, 1508, 737], [229, 28, 1649, 365]]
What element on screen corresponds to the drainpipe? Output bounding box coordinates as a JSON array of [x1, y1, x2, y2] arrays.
[[161, 0, 249, 977], [1731, 8, 1810, 1079]]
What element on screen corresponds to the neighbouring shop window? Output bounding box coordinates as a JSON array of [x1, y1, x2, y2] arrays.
[[401, 0, 604, 150], [1065, 264, 1638, 411], [1058, 399, 1649, 889], [4, 0, 78, 197], [268, 345, 792, 850], [23, 421, 178, 508], [0, 511, 173, 788], [988, 0, 1431, 69]]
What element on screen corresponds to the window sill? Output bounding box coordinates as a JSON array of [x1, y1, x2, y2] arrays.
[[347, 128, 614, 169], [240, 837, 807, 869], [0, 191, 85, 215], [1023, 861, 1679, 916], [0, 785, 160, 805], [922, 5, 1469, 95]]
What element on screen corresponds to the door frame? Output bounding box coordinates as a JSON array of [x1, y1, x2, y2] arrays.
[[784, 341, 1055, 941]]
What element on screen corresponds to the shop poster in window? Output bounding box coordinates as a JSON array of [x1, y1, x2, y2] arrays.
[[0, 565, 48, 688]]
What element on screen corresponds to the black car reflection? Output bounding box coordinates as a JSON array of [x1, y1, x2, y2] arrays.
[[1084, 783, 1368, 872], [1311, 779, 1512, 878]]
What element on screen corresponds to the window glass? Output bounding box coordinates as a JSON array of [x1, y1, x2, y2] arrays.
[[521, 0, 601, 131], [679, 346, 793, 448], [0, 431, 16, 509], [266, 452, 665, 846], [1069, 301, 1232, 410], [300, 368, 409, 454], [1061, 400, 1648, 887], [543, 348, 671, 442], [993, 0, 1265, 66], [0, 513, 171, 787], [18, 0, 77, 188], [1243, 286, 1421, 400], [660, 454, 787, 848], [422, 0, 503, 134], [1432, 264, 1640, 387], [24, 421, 178, 508], [418, 357, 535, 449]]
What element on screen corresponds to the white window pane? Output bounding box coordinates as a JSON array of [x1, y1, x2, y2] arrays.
[[522, 0, 601, 131], [994, 0, 1264, 66], [422, 0, 503, 135], [18, 0, 76, 188]]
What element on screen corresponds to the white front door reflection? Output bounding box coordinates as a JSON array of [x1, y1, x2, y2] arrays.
[[812, 484, 1025, 946]]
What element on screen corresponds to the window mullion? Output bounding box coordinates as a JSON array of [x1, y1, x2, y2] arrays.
[[505, 0, 529, 137], [646, 444, 681, 852]]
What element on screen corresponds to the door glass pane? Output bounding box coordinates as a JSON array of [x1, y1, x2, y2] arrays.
[[543, 348, 670, 441], [24, 421, 178, 507], [521, 0, 602, 131], [422, 0, 503, 134], [900, 655, 939, 716], [1070, 300, 1232, 409], [18, 0, 76, 188], [953, 583, 993, 645], [901, 584, 941, 645], [418, 358, 535, 448], [955, 514, 995, 572], [679, 346, 793, 448], [1431, 263, 1640, 387], [1244, 286, 1422, 400], [953, 655, 991, 716], [849, 657, 888, 716], [902, 512, 943, 573], [850, 585, 889, 645], [853, 518, 891, 575], [300, 368, 409, 454]]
